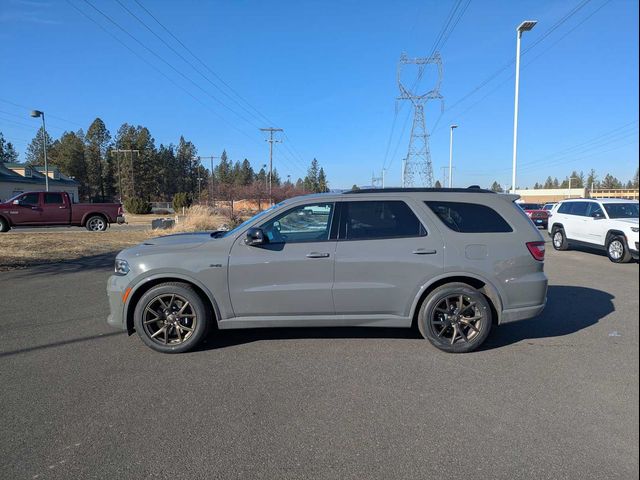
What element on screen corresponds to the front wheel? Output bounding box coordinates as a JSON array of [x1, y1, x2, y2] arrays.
[[606, 236, 632, 263], [418, 283, 492, 353], [133, 282, 210, 353], [85, 215, 107, 231]]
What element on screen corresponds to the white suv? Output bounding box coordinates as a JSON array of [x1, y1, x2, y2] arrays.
[[548, 198, 639, 263]]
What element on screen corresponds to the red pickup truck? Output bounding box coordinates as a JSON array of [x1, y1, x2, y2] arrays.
[[0, 191, 124, 232], [517, 202, 549, 229]]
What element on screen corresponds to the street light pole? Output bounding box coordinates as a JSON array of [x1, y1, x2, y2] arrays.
[[30, 110, 48, 191], [511, 20, 537, 194], [568, 176, 579, 198], [448, 124, 458, 188]]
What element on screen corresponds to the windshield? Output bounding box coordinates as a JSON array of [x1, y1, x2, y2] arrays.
[[603, 203, 639, 219], [217, 203, 283, 238], [519, 203, 542, 210]]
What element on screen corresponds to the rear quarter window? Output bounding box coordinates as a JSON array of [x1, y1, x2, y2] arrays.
[[425, 201, 512, 233]]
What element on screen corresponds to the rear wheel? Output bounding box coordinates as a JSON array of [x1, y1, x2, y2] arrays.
[[606, 236, 632, 263], [85, 215, 107, 231], [418, 283, 492, 353], [134, 282, 210, 353], [0, 217, 9, 232], [552, 227, 568, 251]]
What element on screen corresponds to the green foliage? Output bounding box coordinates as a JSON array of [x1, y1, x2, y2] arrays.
[[124, 197, 152, 214], [490, 181, 503, 192], [351, 184, 360, 191], [0, 132, 19, 163], [172, 192, 192, 211], [25, 127, 57, 166]]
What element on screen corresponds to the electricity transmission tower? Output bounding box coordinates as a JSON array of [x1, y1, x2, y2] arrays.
[[397, 52, 443, 187]]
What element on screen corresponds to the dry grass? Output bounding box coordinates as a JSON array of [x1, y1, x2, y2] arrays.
[[0, 229, 157, 270], [0, 206, 236, 270], [171, 205, 229, 232]]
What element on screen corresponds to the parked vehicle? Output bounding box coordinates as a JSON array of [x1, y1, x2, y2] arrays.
[[107, 188, 548, 354], [543, 202, 557, 212], [0, 191, 124, 232], [548, 198, 639, 263], [517, 202, 549, 229]]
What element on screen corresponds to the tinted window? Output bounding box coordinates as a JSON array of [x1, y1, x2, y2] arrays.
[[569, 202, 589, 216], [20, 193, 39, 205], [44, 192, 63, 204], [342, 201, 425, 240], [604, 203, 639, 219], [557, 202, 571, 214], [261, 203, 333, 244], [586, 202, 604, 218], [425, 201, 512, 233], [519, 203, 541, 210]]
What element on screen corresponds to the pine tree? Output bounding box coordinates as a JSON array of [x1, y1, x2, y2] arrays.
[[56, 131, 89, 198], [317, 167, 329, 192], [543, 176, 554, 189], [586, 169, 599, 190], [0, 132, 19, 163], [237, 159, 254, 186], [304, 158, 320, 192], [85, 118, 111, 199], [25, 127, 56, 166], [600, 174, 622, 189], [490, 181, 503, 192], [434, 180, 442, 188]]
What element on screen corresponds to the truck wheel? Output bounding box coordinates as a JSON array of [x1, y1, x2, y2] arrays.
[[606, 236, 632, 263], [418, 282, 492, 353], [552, 227, 569, 251], [0, 217, 10, 232], [133, 282, 210, 353], [86, 215, 107, 231]]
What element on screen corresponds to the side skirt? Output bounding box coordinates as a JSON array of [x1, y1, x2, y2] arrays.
[[218, 314, 412, 330]]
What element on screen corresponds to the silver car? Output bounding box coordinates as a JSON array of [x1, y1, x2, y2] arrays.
[[107, 188, 548, 353]]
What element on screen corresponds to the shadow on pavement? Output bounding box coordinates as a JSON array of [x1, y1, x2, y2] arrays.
[[2, 251, 117, 277], [0, 331, 125, 358], [481, 285, 615, 349], [196, 285, 614, 352]]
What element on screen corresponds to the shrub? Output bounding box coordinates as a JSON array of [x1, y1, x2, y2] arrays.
[[124, 197, 152, 214], [172, 192, 192, 211]]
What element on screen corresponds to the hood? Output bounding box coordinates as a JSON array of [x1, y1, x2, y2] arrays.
[[121, 232, 218, 259]]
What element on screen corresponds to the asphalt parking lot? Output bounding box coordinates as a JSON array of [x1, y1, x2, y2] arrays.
[[0, 244, 638, 479]]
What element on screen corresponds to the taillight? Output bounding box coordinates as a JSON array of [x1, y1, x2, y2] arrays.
[[526, 241, 545, 261]]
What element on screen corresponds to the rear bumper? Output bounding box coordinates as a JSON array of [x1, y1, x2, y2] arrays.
[[116, 215, 126, 224], [500, 301, 546, 324]]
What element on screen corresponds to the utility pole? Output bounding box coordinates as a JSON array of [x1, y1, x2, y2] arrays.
[[260, 127, 283, 204], [198, 155, 219, 206], [30, 110, 48, 191], [110, 149, 140, 200], [449, 124, 458, 188]]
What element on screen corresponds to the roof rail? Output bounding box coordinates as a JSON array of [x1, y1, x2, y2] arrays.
[[344, 187, 496, 194]]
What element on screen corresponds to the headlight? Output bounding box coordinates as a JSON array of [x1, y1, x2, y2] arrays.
[[631, 227, 639, 233], [114, 258, 130, 275]]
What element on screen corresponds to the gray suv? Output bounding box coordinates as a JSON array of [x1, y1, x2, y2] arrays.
[[107, 188, 548, 353]]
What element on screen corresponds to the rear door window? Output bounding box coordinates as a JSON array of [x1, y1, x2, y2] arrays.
[[340, 201, 426, 240], [425, 201, 512, 233], [44, 192, 64, 204], [569, 202, 589, 216]]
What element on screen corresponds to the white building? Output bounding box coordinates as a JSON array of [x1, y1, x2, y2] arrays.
[[0, 163, 80, 202]]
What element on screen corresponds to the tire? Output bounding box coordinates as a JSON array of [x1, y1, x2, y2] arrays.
[[0, 217, 9, 233], [417, 282, 492, 353], [552, 227, 569, 251], [85, 215, 107, 232], [134, 282, 210, 353], [606, 235, 632, 263]]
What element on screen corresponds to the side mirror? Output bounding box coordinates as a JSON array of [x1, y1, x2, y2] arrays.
[[245, 227, 267, 246]]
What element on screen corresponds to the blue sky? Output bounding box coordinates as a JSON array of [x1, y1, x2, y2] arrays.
[[1, 0, 638, 189]]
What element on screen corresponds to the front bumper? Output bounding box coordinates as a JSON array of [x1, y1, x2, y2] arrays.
[[631, 242, 639, 260], [107, 274, 128, 330]]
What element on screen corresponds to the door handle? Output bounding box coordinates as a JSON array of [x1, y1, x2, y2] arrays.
[[412, 248, 437, 255], [59, 206, 67, 209], [306, 252, 330, 258]]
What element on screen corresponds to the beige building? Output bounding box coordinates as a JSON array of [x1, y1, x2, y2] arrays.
[[0, 163, 80, 202], [514, 187, 638, 204]]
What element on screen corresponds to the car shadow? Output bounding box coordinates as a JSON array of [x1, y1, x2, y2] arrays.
[[480, 285, 615, 350], [195, 285, 613, 352]]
